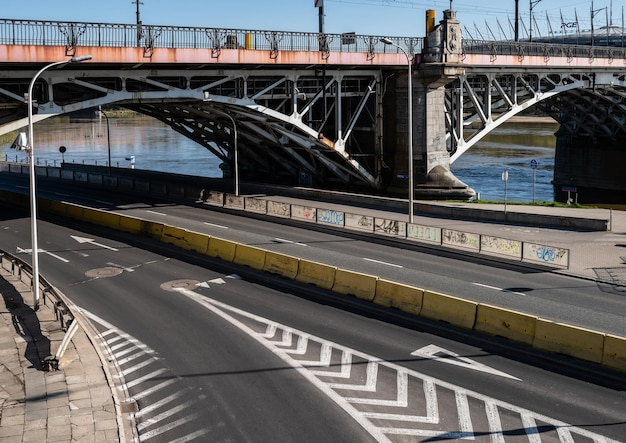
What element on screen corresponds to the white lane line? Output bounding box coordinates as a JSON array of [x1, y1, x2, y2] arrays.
[[473, 282, 526, 296], [96, 200, 115, 205], [54, 192, 72, 197], [363, 257, 403, 268], [204, 222, 229, 229], [137, 403, 195, 431], [146, 210, 167, 216], [275, 237, 307, 246], [167, 429, 210, 443], [15, 185, 28, 190], [120, 358, 157, 377]]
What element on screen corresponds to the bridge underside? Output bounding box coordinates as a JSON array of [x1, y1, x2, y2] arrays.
[[446, 68, 626, 202], [0, 66, 388, 192]]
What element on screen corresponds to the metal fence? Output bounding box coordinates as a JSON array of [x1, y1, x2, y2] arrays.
[[462, 39, 626, 60], [0, 18, 423, 55]]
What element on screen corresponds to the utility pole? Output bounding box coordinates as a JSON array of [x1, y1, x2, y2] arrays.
[[529, 0, 542, 42], [515, 0, 519, 41], [132, 0, 143, 47]]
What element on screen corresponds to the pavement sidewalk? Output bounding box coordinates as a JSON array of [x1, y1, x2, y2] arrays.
[[0, 267, 121, 443]]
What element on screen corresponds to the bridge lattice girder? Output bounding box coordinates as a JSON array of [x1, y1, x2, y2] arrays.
[[0, 67, 383, 189], [446, 69, 626, 162]]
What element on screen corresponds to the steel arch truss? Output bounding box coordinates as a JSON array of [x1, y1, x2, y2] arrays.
[[446, 71, 589, 163], [0, 67, 383, 189]]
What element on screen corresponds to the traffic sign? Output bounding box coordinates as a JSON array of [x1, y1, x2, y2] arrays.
[[530, 159, 538, 169]]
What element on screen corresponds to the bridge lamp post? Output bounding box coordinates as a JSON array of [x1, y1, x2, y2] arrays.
[[99, 108, 112, 176], [380, 37, 414, 223], [26, 55, 91, 310]]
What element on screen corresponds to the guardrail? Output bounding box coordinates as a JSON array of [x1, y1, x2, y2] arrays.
[[462, 39, 626, 61], [0, 17, 423, 55], [0, 249, 74, 331]]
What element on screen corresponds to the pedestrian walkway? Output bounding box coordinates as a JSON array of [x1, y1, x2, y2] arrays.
[[0, 267, 120, 442]]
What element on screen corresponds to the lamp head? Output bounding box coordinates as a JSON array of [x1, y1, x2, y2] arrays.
[[69, 55, 92, 63], [380, 38, 394, 45]]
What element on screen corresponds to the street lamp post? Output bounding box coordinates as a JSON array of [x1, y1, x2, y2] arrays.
[[221, 112, 239, 197], [27, 55, 91, 310], [380, 38, 414, 223], [99, 108, 112, 176]]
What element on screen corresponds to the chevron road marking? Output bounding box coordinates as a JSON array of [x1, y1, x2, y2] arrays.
[[78, 308, 212, 442], [171, 283, 621, 443]]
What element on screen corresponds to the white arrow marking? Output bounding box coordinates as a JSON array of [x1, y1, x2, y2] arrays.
[[411, 345, 521, 381], [226, 274, 241, 280], [208, 278, 227, 285], [146, 210, 167, 216], [16, 247, 69, 263], [71, 235, 119, 251], [196, 281, 211, 289]]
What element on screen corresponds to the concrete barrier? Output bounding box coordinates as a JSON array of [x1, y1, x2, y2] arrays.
[[533, 319, 605, 364], [83, 209, 120, 229], [374, 279, 423, 315], [407, 223, 441, 244], [295, 260, 336, 290], [420, 290, 477, 329], [203, 191, 224, 206], [224, 194, 245, 210], [135, 181, 150, 193], [267, 200, 290, 218], [117, 215, 145, 234], [47, 168, 61, 179], [160, 225, 190, 249], [144, 221, 165, 240], [602, 334, 626, 372], [475, 304, 537, 345], [345, 213, 374, 232], [66, 204, 86, 221], [233, 244, 266, 270], [88, 173, 103, 185], [442, 229, 480, 251], [480, 235, 522, 259], [61, 170, 74, 180], [263, 251, 300, 279], [245, 197, 267, 214], [332, 269, 377, 301], [374, 218, 406, 237], [317, 208, 345, 227], [523, 242, 569, 268], [206, 237, 236, 262], [184, 230, 210, 254], [291, 204, 316, 222]]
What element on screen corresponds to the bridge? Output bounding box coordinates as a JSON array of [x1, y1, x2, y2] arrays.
[[2, 9, 626, 202]]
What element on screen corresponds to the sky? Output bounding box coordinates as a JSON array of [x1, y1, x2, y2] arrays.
[[0, 0, 620, 40]]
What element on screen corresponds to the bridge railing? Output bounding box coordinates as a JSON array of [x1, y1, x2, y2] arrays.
[[0, 18, 424, 55], [462, 39, 626, 60]]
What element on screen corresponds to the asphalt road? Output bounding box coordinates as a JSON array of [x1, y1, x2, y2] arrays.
[[6, 172, 623, 337], [1, 206, 625, 442]]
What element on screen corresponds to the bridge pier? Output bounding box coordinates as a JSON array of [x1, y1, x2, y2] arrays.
[[385, 9, 474, 200]]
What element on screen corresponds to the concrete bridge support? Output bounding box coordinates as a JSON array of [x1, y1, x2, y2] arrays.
[[385, 9, 474, 200]]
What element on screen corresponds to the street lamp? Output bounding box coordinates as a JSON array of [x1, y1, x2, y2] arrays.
[[380, 37, 414, 223], [99, 107, 112, 176], [26, 55, 91, 310], [221, 112, 239, 197]]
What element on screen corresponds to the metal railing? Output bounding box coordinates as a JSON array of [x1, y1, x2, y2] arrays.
[[0, 249, 74, 330], [0, 18, 423, 55], [462, 39, 626, 60]]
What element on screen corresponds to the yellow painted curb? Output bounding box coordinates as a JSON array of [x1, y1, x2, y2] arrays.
[[332, 269, 377, 301], [602, 334, 626, 372], [421, 290, 477, 329], [207, 237, 236, 262], [295, 260, 336, 291], [533, 319, 605, 364], [233, 244, 266, 270], [475, 304, 537, 345], [160, 225, 189, 248], [264, 251, 300, 279], [374, 279, 423, 315], [184, 230, 210, 254]]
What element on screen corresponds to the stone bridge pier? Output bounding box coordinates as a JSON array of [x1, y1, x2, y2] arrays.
[[384, 9, 474, 200]]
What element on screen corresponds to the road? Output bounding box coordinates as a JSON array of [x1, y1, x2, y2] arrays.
[[1, 206, 625, 442], [3, 173, 624, 337]]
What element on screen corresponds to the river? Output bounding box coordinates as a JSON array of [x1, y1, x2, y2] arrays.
[[1, 114, 558, 203]]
